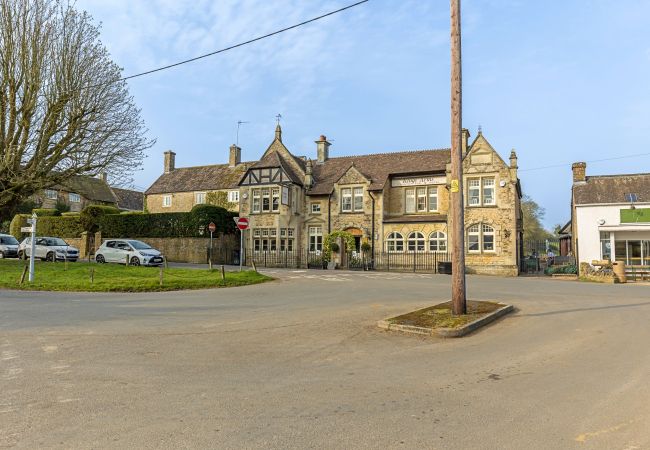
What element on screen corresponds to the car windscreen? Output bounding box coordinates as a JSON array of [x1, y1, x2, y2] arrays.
[[46, 238, 68, 246], [128, 240, 152, 250], [0, 236, 19, 245]]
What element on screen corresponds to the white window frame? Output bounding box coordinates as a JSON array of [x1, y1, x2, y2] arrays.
[[309, 226, 323, 252], [45, 189, 58, 200], [311, 203, 321, 214], [386, 232, 404, 252], [467, 223, 495, 253], [405, 188, 416, 214], [353, 187, 364, 212], [341, 188, 352, 212], [428, 187, 438, 212], [162, 195, 172, 208], [195, 192, 206, 204], [482, 224, 495, 252], [69, 193, 81, 203], [482, 178, 496, 206], [429, 231, 447, 252], [416, 187, 427, 212], [407, 232, 425, 252], [228, 191, 239, 203], [468, 179, 481, 206], [261, 188, 270, 212], [252, 189, 261, 213]]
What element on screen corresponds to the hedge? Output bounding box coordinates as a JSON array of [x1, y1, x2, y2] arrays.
[[32, 208, 61, 217], [99, 206, 237, 238], [80, 205, 121, 232], [9, 214, 30, 239], [37, 216, 84, 238]]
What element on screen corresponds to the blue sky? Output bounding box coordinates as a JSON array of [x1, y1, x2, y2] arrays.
[[76, 0, 650, 229]]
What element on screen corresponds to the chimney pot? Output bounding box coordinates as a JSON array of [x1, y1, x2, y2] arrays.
[[164, 150, 176, 174], [316, 135, 331, 163]]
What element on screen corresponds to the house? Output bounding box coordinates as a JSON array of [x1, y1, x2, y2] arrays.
[[571, 162, 650, 268], [145, 125, 523, 275], [36, 173, 143, 212]]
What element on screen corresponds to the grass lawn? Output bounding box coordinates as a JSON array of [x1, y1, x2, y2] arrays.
[[0, 259, 271, 292], [386, 300, 503, 329]]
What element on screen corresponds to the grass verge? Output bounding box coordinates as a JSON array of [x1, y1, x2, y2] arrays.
[[386, 300, 503, 329], [0, 259, 271, 292]]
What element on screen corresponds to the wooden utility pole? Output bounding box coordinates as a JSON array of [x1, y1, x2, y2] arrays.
[[450, 0, 467, 315]]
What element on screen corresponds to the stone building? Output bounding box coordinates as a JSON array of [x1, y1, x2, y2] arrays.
[[145, 125, 523, 275]]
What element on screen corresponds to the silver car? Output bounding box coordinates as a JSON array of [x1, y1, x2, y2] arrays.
[[95, 239, 164, 266], [0, 234, 20, 259], [18, 237, 79, 262]]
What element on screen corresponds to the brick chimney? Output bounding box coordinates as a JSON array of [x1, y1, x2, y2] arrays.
[[164, 150, 176, 174], [572, 162, 586, 183], [99, 172, 108, 183], [461, 128, 470, 157], [304, 159, 313, 188], [316, 135, 331, 163], [509, 149, 518, 179], [229, 144, 241, 167]]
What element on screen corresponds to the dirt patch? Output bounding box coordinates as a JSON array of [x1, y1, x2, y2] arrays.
[[386, 300, 503, 329]]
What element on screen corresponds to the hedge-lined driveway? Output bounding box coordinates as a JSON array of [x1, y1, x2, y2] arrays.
[[2, 274, 650, 449]]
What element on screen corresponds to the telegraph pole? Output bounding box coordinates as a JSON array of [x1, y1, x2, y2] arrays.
[[450, 0, 467, 314]]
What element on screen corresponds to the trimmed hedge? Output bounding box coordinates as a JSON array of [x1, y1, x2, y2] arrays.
[[9, 214, 30, 239], [99, 205, 237, 238], [80, 205, 121, 232], [37, 216, 84, 238], [33, 208, 61, 217]]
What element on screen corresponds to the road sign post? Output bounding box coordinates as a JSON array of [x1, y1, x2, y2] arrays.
[[27, 212, 37, 282], [233, 217, 249, 272]]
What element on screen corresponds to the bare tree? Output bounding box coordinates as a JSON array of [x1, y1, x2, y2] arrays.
[[0, 0, 154, 218]]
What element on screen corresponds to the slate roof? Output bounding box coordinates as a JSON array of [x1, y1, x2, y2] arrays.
[[251, 152, 303, 184], [308, 149, 451, 195], [111, 187, 144, 211], [145, 162, 254, 195], [573, 173, 650, 205], [57, 176, 117, 203]]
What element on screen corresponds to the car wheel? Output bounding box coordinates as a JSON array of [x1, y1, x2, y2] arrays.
[[129, 256, 140, 266], [96, 254, 106, 264], [46, 252, 55, 262]]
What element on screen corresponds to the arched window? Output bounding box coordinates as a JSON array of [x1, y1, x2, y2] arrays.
[[467, 223, 496, 253], [407, 232, 425, 252], [386, 232, 404, 252], [429, 231, 447, 252]]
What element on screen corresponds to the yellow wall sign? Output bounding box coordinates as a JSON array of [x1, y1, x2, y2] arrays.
[[450, 179, 459, 193]]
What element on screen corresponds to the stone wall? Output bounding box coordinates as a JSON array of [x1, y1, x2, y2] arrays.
[[100, 235, 238, 263]]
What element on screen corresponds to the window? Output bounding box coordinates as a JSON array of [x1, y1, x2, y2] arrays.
[[405, 189, 416, 214], [228, 191, 239, 203], [416, 188, 427, 212], [261, 188, 270, 212], [69, 193, 81, 203], [309, 226, 322, 252], [407, 232, 425, 252], [428, 187, 438, 212], [311, 203, 321, 214], [45, 189, 57, 200], [600, 231, 611, 260], [280, 228, 295, 252], [429, 231, 447, 252], [271, 188, 280, 212], [162, 195, 172, 207], [195, 192, 206, 204], [386, 232, 404, 252], [341, 188, 352, 212], [468, 179, 481, 206], [483, 178, 495, 205], [253, 228, 279, 252], [467, 223, 495, 253], [252, 190, 261, 213], [353, 187, 364, 212]]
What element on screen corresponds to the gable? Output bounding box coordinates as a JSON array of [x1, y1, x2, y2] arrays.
[[240, 166, 293, 186], [335, 165, 371, 186], [465, 133, 508, 169]]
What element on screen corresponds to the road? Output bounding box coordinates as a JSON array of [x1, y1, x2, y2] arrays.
[[1, 270, 649, 449]]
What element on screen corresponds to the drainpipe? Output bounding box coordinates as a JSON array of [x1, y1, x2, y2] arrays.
[[327, 191, 332, 234], [368, 191, 376, 256]]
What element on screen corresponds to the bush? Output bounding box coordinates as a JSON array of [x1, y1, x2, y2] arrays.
[[33, 208, 61, 217], [330, 242, 340, 253], [9, 214, 30, 239], [37, 216, 84, 237], [80, 205, 121, 232], [544, 264, 578, 275], [361, 242, 372, 253]]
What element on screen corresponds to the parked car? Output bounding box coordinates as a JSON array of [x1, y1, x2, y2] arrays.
[[95, 240, 164, 266], [0, 234, 20, 259], [18, 237, 79, 262]]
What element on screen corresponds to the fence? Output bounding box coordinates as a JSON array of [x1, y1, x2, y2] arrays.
[[237, 248, 453, 273]]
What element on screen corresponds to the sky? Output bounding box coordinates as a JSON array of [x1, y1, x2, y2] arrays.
[[75, 0, 650, 229]]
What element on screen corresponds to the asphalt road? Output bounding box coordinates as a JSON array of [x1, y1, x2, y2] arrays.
[[1, 269, 649, 449]]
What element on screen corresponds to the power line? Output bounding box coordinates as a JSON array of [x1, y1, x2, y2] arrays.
[[519, 151, 650, 173], [88, 1, 369, 90]]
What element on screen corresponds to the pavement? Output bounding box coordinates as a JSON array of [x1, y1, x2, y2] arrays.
[[1, 269, 650, 449]]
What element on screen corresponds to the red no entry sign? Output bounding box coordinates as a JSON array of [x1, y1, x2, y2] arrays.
[[208, 222, 216, 233], [235, 217, 249, 230]]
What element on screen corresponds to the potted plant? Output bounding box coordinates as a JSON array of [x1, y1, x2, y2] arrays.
[[330, 242, 340, 253]]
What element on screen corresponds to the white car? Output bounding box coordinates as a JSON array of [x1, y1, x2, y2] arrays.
[[95, 239, 164, 266], [18, 237, 79, 262], [0, 234, 20, 259]]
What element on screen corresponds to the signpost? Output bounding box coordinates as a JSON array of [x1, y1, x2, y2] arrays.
[[26, 212, 37, 282], [208, 222, 216, 269], [233, 217, 249, 272]]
